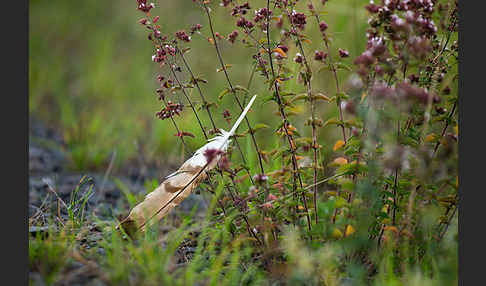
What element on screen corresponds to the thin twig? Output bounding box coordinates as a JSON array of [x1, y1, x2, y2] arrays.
[[286, 3, 320, 225], [266, 0, 312, 231], [202, 3, 266, 176]]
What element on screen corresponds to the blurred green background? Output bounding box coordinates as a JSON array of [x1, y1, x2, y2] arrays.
[[29, 0, 369, 173]]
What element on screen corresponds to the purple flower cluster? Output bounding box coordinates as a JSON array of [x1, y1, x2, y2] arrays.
[[294, 53, 303, 64], [290, 10, 307, 30], [231, 2, 251, 16], [203, 148, 225, 164], [368, 80, 437, 106], [338, 49, 349, 58], [314, 50, 327, 62], [354, 0, 439, 79], [136, 0, 154, 13], [190, 24, 202, 34], [227, 30, 239, 43], [396, 82, 434, 104], [253, 173, 269, 184], [220, 0, 232, 7], [151, 44, 177, 65], [152, 47, 167, 63], [156, 101, 183, 120], [175, 30, 191, 42], [319, 21, 328, 33], [254, 8, 272, 23], [236, 17, 254, 29]]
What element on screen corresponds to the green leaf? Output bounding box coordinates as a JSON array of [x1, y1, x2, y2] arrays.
[[253, 123, 269, 132], [234, 85, 250, 94], [218, 88, 231, 100], [324, 117, 342, 127], [291, 94, 308, 103], [334, 62, 352, 71]]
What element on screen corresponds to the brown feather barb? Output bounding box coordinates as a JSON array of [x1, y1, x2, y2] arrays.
[[119, 95, 258, 236]]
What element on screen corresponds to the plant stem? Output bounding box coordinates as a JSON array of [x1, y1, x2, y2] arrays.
[[267, 0, 312, 232], [202, 3, 266, 176], [176, 45, 217, 130], [168, 58, 209, 140], [433, 102, 457, 155], [308, 1, 347, 143], [176, 45, 255, 185], [286, 5, 320, 225]]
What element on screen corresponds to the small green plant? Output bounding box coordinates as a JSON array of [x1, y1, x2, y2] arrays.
[[29, 227, 71, 286], [66, 176, 94, 228]]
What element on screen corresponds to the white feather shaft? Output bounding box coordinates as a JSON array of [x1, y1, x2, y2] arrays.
[[227, 94, 257, 140]]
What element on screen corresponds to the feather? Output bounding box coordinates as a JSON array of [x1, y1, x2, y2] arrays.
[[119, 95, 257, 235]]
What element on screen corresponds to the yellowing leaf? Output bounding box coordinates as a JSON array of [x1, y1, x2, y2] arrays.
[[334, 197, 347, 208], [315, 93, 330, 102], [208, 37, 214, 45], [454, 124, 458, 136], [272, 47, 287, 57], [327, 190, 337, 196], [331, 228, 343, 239], [384, 226, 399, 234], [360, 92, 367, 103], [345, 225, 356, 237], [425, 133, 437, 142], [333, 140, 345, 151], [333, 157, 348, 165], [302, 38, 312, 44], [298, 205, 305, 210]]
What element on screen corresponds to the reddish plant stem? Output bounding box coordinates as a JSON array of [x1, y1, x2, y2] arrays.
[[169, 50, 261, 242], [308, 1, 347, 143], [168, 58, 209, 140], [437, 194, 457, 242], [433, 102, 457, 155], [146, 18, 238, 227], [267, 0, 312, 231], [285, 7, 320, 225], [202, 3, 266, 176], [308, 1, 347, 225], [160, 97, 189, 153], [229, 176, 263, 246], [176, 45, 217, 132], [176, 45, 255, 185]]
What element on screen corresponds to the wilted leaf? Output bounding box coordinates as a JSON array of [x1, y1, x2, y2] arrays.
[[384, 226, 399, 235], [253, 123, 269, 131], [345, 225, 356, 237], [291, 94, 308, 103], [272, 47, 287, 58], [314, 93, 330, 102], [234, 85, 249, 93], [361, 92, 367, 103], [324, 117, 342, 127], [333, 140, 345, 151], [425, 133, 438, 142], [331, 157, 348, 166], [216, 64, 232, 72], [331, 228, 343, 239], [218, 88, 231, 100]]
